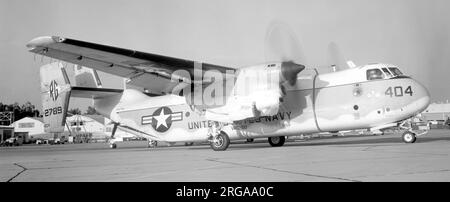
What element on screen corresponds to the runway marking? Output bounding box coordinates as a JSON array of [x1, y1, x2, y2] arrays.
[[362, 146, 378, 151], [360, 146, 449, 156], [352, 169, 450, 179], [206, 158, 361, 182], [7, 163, 27, 182]]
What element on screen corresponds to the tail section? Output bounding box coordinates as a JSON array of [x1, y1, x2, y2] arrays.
[[40, 62, 71, 132], [40, 62, 123, 133]]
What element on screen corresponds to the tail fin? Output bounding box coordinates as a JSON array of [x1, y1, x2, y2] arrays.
[[40, 62, 71, 132]]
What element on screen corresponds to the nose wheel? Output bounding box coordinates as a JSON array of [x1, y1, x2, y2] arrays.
[[402, 131, 417, 143], [398, 118, 428, 144]]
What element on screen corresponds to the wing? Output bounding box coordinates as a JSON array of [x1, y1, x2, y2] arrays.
[[27, 36, 236, 95]]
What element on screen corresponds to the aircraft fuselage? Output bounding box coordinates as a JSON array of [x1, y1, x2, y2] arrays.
[[95, 63, 430, 143]]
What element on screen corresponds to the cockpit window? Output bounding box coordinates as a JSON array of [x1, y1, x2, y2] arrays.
[[388, 67, 403, 76], [382, 68, 393, 78], [366, 69, 384, 80]]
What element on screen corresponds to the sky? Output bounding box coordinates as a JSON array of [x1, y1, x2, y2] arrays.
[[1, 0, 449, 112]]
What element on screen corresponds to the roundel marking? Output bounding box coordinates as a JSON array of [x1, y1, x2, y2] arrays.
[[151, 107, 173, 133], [141, 107, 184, 133]]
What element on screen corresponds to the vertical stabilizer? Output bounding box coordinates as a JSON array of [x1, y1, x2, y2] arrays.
[[40, 62, 71, 132]]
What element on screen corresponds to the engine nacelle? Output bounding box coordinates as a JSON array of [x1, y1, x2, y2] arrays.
[[203, 62, 305, 122]]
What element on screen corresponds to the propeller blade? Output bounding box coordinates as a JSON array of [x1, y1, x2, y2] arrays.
[[281, 61, 305, 85], [327, 42, 347, 71], [264, 21, 307, 85], [264, 21, 306, 64]]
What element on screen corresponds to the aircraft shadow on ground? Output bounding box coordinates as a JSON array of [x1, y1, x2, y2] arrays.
[[186, 133, 450, 151]]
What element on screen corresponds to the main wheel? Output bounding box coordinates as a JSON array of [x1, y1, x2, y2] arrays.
[[184, 142, 194, 146], [268, 136, 285, 147], [210, 132, 230, 151], [110, 143, 117, 149], [148, 140, 158, 148], [402, 131, 417, 143], [246, 138, 254, 143]]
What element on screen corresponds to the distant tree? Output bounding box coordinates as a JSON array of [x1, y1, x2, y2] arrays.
[[85, 106, 99, 115], [0, 101, 40, 124], [68, 108, 82, 116]]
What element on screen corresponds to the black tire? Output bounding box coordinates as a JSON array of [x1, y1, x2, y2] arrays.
[[246, 138, 254, 143], [110, 143, 117, 149], [268, 136, 286, 147], [402, 131, 417, 143], [210, 132, 230, 151], [148, 141, 158, 148]]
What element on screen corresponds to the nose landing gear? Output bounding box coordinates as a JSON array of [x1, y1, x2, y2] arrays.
[[399, 118, 429, 144]]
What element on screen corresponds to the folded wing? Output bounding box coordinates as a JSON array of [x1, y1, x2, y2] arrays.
[[27, 36, 236, 95]]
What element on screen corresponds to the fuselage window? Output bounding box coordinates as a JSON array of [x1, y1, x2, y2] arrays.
[[389, 67, 403, 76], [366, 69, 384, 80], [382, 68, 393, 78]]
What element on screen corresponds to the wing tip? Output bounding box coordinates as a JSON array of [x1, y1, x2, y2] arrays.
[[26, 36, 65, 50]]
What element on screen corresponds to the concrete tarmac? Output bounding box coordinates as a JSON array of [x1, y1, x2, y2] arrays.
[[1, 129, 450, 182]]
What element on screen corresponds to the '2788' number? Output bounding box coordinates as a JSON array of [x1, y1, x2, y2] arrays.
[[385, 86, 413, 97]]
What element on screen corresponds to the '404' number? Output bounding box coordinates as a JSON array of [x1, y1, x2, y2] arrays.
[[385, 86, 413, 97]]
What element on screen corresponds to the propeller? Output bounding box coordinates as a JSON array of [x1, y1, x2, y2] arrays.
[[264, 21, 306, 65], [264, 21, 306, 86]]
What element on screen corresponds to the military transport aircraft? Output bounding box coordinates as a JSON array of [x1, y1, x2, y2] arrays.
[[27, 35, 430, 151]]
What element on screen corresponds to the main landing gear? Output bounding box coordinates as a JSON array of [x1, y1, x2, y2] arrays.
[[210, 132, 230, 151], [109, 142, 117, 149], [268, 136, 285, 147], [148, 139, 158, 148]]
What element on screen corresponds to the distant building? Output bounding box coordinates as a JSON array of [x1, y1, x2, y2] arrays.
[[0, 126, 14, 143], [65, 115, 134, 139], [10, 117, 51, 142], [65, 115, 105, 138], [11, 117, 46, 136], [9, 115, 135, 143], [422, 102, 450, 122]]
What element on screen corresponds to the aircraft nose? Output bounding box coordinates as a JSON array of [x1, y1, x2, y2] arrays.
[[413, 79, 431, 113]]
